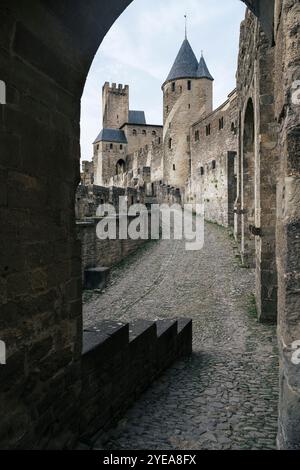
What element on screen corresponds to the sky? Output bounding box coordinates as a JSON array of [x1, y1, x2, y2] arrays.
[[80, 0, 246, 161]]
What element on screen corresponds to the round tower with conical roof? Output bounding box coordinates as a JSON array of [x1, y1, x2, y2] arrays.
[[162, 39, 214, 188]]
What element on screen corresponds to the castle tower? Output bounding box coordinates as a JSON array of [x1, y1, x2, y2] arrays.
[[102, 82, 129, 129], [162, 40, 214, 188]]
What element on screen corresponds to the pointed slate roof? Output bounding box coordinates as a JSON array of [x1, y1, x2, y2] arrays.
[[197, 54, 214, 81], [93, 128, 128, 145], [165, 39, 199, 84]]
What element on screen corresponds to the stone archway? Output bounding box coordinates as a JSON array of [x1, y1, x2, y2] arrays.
[[242, 98, 256, 267], [116, 159, 126, 176], [2, 0, 300, 451]]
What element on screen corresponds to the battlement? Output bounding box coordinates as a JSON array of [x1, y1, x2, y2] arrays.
[[103, 81, 129, 94]]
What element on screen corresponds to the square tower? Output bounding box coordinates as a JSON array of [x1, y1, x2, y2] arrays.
[[102, 82, 129, 129]]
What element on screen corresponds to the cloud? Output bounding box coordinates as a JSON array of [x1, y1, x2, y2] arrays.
[[80, 0, 245, 161]]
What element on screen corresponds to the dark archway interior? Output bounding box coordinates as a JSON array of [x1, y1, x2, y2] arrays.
[[116, 159, 126, 176], [242, 98, 256, 267]]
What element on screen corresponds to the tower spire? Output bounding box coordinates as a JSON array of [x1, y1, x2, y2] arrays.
[[184, 14, 187, 39]]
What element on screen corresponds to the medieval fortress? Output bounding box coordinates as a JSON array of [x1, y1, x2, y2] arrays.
[[81, 38, 238, 228]]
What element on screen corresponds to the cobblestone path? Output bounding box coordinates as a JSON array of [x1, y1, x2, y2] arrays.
[[83, 223, 279, 450]]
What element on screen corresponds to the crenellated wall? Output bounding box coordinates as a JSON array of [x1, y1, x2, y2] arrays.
[[81, 318, 192, 442]]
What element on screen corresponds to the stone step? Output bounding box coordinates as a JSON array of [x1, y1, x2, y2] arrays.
[[84, 266, 110, 290]]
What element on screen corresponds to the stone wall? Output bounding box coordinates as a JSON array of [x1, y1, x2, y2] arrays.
[[80, 318, 192, 441], [189, 91, 238, 226], [163, 77, 213, 189], [1, 0, 300, 451], [273, 0, 300, 450], [122, 124, 163, 155], [94, 140, 128, 187], [236, 9, 279, 321], [77, 215, 151, 281]]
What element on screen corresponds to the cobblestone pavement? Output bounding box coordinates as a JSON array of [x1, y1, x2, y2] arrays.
[[83, 223, 279, 450]]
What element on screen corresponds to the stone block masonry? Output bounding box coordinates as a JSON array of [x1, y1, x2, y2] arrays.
[[80, 318, 192, 442], [77, 213, 152, 284]]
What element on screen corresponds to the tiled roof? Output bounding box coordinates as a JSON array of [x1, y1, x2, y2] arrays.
[[165, 39, 198, 83], [128, 110, 146, 125], [197, 54, 214, 81], [93, 128, 128, 144]]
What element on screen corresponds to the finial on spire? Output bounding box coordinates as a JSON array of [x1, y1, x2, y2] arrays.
[[184, 14, 187, 39], [201, 50, 204, 57]]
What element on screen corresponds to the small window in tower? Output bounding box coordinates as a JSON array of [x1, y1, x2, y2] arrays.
[[200, 166, 204, 176], [195, 130, 199, 142], [166, 106, 169, 114], [152, 130, 156, 136], [180, 86, 182, 93], [188, 104, 191, 109], [172, 82, 175, 92], [173, 164, 176, 171], [133, 129, 137, 136], [187, 80, 191, 91], [212, 160, 216, 170], [219, 117, 224, 130], [158, 137, 161, 144], [206, 124, 211, 136], [120, 144, 123, 150], [168, 138, 172, 149], [142, 130, 146, 135], [97, 144, 99, 150], [110, 143, 113, 150], [169, 122, 171, 129]]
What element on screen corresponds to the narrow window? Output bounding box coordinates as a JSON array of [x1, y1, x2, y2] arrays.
[[110, 143, 113, 150], [206, 124, 211, 136], [188, 104, 191, 109], [212, 160, 216, 170], [96, 144, 99, 150], [187, 80, 191, 91], [168, 138, 172, 149], [172, 82, 175, 92], [200, 166, 204, 176], [166, 106, 169, 114], [120, 144, 123, 150], [158, 137, 161, 144], [173, 164, 176, 171], [133, 129, 137, 136], [195, 130, 199, 142], [142, 130, 146, 135], [180, 86, 182, 93], [0, 80, 6, 104], [169, 122, 171, 128], [219, 117, 224, 130], [152, 130, 156, 136]]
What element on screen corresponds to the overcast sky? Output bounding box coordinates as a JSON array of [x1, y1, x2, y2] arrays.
[[80, 0, 246, 161]]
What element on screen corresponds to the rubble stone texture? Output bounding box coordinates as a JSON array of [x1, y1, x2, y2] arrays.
[[0, 0, 299, 449], [83, 223, 279, 450]]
